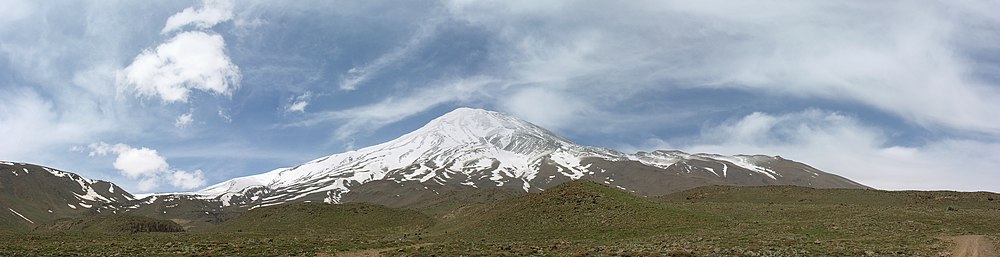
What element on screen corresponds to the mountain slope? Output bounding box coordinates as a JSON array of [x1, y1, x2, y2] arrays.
[[213, 202, 434, 235], [429, 180, 714, 240], [0, 162, 134, 229], [43, 214, 184, 233], [186, 108, 867, 208]]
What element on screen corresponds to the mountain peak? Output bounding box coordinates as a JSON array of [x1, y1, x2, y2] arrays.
[[406, 107, 573, 146], [186, 107, 867, 207], [438, 107, 494, 118]]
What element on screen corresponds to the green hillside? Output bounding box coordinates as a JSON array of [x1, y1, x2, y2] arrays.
[[430, 180, 716, 240], [1, 181, 998, 256], [41, 214, 184, 233], [213, 202, 434, 236]]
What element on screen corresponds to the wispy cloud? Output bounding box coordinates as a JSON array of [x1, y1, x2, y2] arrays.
[[175, 112, 194, 128], [679, 110, 1000, 192], [0, 0, 32, 24], [442, 0, 1000, 134], [217, 109, 232, 123], [161, 0, 235, 35], [339, 21, 441, 91], [295, 77, 497, 139], [284, 91, 313, 113]]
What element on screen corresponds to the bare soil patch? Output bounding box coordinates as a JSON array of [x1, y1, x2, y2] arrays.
[[951, 235, 997, 257]]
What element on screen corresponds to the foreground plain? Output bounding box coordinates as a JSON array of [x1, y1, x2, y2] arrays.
[[1, 181, 998, 256]]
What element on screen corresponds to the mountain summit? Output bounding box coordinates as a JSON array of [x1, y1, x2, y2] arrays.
[[193, 108, 866, 208]]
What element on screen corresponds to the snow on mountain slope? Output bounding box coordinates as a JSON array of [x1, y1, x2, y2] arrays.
[[628, 150, 783, 179], [0, 162, 136, 226], [194, 108, 606, 205], [179, 108, 867, 208]]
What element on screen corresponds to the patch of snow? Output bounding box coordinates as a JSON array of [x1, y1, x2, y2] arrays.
[[549, 151, 587, 179], [67, 204, 77, 209], [704, 167, 721, 177], [8, 208, 33, 224], [706, 155, 779, 180], [627, 151, 682, 169], [249, 202, 284, 210]]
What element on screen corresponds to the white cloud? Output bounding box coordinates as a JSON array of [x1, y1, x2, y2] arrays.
[[175, 112, 194, 128], [161, 0, 234, 35], [137, 178, 160, 192], [442, 0, 1000, 134], [168, 169, 206, 190], [88, 142, 168, 179], [0, 88, 106, 162], [0, 0, 33, 24], [113, 147, 169, 179], [284, 92, 312, 113], [87, 142, 206, 192], [501, 87, 590, 131], [118, 31, 241, 103], [287, 101, 308, 113], [679, 110, 1000, 192]]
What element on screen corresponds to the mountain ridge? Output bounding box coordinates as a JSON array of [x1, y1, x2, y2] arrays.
[[0, 161, 135, 229], [0, 107, 870, 229], [181, 107, 868, 208]]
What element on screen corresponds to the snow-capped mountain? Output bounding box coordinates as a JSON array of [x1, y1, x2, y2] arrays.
[[191, 108, 867, 208], [0, 162, 134, 228]]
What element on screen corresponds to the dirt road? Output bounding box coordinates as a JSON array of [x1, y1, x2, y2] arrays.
[[951, 235, 997, 257]]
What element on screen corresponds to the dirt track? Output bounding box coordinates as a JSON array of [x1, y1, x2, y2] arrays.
[[951, 235, 997, 257]]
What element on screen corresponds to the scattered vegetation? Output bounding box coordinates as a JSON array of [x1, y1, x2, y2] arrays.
[[429, 180, 715, 241], [1, 182, 998, 256], [213, 202, 434, 237], [41, 214, 184, 233]]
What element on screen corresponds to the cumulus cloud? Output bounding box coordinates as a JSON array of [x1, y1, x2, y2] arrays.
[[161, 0, 234, 35], [87, 142, 206, 191], [175, 112, 194, 128], [168, 169, 207, 190], [118, 31, 241, 103], [112, 146, 168, 178], [679, 110, 1000, 192]]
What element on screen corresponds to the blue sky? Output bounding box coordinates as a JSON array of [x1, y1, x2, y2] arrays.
[[2, 0, 999, 193]]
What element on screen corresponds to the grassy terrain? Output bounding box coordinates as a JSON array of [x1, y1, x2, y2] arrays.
[[429, 180, 716, 241], [214, 202, 434, 237], [1, 182, 998, 256], [42, 214, 184, 233]]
